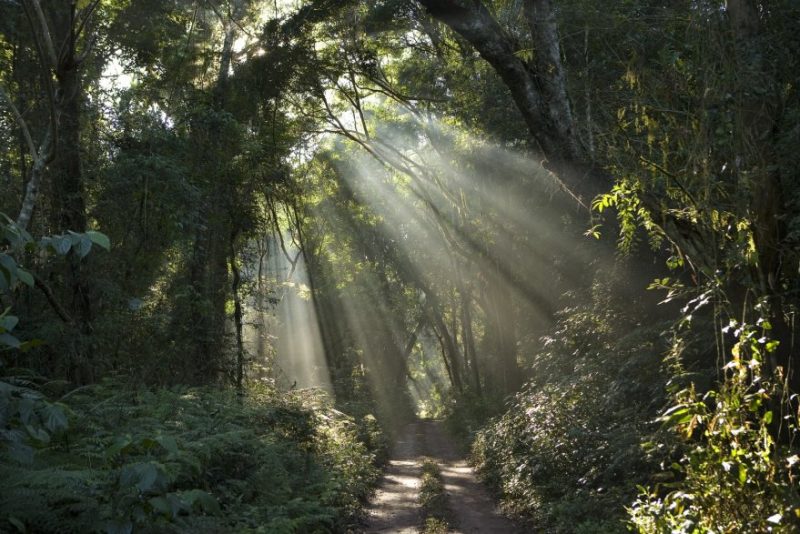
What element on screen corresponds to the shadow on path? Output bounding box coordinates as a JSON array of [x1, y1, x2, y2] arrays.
[[360, 420, 523, 534]]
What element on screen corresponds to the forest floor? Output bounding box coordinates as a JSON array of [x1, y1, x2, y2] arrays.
[[360, 420, 524, 533]]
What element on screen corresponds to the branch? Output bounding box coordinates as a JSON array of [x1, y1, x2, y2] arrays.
[[25, 0, 57, 68], [0, 87, 38, 160], [34, 274, 73, 324], [21, 0, 58, 162], [74, 0, 102, 42]]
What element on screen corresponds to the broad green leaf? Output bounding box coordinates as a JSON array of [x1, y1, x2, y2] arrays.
[[8, 439, 34, 464], [15, 267, 33, 287], [0, 333, 22, 349], [148, 496, 172, 517], [156, 434, 179, 456], [18, 397, 34, 425], [54, 236, 72, 255], [180, 489, 220, 514], [76, 235, 93, 258], [86, 230, 111, 251], [0, 314, 19, 332], [120, 462, 164, 493], [104, 519, 133, 534], [0, 254, 17, 285]]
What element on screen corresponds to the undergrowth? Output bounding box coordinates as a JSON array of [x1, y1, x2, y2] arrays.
[[0, 377, 384, 533], [419, 458, 449, 533], [469, 279, 670, 533]]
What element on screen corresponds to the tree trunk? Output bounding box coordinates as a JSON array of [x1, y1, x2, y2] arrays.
[[726, 0, 794, 389]]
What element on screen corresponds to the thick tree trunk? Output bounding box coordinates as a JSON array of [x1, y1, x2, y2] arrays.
[[417, 0, 610, 206], [48, 3, 93, 383], [183, 3, 244, 383], [726, 0, 794, 390], [230, 234, 245, 395]]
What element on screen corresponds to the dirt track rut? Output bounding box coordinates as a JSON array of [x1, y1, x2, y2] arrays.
[[360, 420, 523, 534]]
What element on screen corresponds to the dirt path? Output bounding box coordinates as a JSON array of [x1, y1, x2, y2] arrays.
[[360, 420, 523, 534]]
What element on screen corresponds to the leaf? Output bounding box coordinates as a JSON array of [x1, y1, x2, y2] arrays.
[[54, 236, 72, 255], [150, 494, 186, 518], [0, 253, 17, 286], [104, 519, 133, 534], [120, 462, 161, 493], [86, 230, 111, 251], [43, 403, 68, 432], [0, 314, 19, 332], [18, 397, 35, 425], [767, 513, 782, 524], [19, 338, 45, 352], [738, 463, 747, 485], [661, 406, 692, 427], [0, 333, 22, 349], [148, 496, 172, 517], [76, 235, 93, 258], [7, 439, 34, 464], [15, 268, 33, 287], [180, 489, 220, 514], [8, 516, 25, 532], [156, 434, 179, 456]]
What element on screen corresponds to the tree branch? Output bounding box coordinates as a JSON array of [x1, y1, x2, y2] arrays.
[[0, 87, 38, 160], [25, 0, 58, 68], [34, 274, 73, 324]]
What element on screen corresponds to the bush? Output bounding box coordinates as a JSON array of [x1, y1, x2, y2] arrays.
[[629, 315, 800, 533], [0, 379, 383, 533], [470, 280, 668, 532]]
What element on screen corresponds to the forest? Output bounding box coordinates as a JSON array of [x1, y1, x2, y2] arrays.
[[1, 0, 799, 532]]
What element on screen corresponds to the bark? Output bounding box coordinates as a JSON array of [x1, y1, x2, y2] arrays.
[[184, 1, 244, 381], [416, 0, 610, 206], [426, 296, 463, 392], [523, 0, 578, 159], [46, 1, 93, 382], [460, 288, 481, 396], [230, 234, 245, 395], [726, 0, 794, 390]]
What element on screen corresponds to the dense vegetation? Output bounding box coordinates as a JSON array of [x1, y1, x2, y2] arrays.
[[1, 0, 799, 532]]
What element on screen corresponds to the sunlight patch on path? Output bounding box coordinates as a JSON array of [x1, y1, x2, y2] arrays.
[[361, 421, 524, 534], [362, 423, 425, 533]]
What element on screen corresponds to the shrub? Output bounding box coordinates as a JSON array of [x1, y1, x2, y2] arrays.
[[0, 379, 383, 533]]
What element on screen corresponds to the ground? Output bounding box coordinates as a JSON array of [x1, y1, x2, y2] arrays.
[[360, 420, 524, 534]]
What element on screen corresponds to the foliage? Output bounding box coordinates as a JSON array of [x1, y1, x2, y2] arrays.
[[471, 276, 669, 533], [0, 379, 383, 533], [629, 305, 800, 533], [419, 458, 449, 533]]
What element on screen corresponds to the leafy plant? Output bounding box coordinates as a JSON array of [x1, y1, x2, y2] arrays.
[[629, 311, 800, 533]]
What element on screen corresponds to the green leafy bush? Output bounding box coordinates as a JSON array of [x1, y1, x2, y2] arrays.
[[471, 279, 668, 533], [629, 314, 800, 533], [0, 380, 383, 533]]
